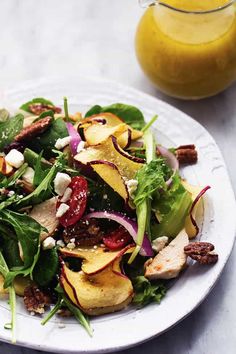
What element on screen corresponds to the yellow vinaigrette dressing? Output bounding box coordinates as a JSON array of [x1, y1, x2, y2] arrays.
[[136, 0, 236, 99]]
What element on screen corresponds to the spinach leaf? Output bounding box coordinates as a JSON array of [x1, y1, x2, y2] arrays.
[[33, 248, 59, 287], [0, 108, 10, 122], [85, 103, 145, 130], [16, 152, 65, 208], [0, 210, 42, 269], [132, 276, 166, 307], [0, 223, 23, 268], [28, 118, 68, 157], [20, 97, 54, 112], [0, 114, 24, 150]]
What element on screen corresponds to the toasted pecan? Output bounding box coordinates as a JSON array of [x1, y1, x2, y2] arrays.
[[23, 285, 51, 314], [184, 242, 218, 265], [176, 145, 198, 164], [28, 103, 61, 115], [15, 116, 52, 142], [62, 219, 103, 246]]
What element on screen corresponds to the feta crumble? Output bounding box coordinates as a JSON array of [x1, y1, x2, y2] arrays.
[[56, 240, 65, 248], [76, 141, 86, 153], [56, 203, 70, 218], [42, 236, 56, 250], [22, 166, 35, 184], [54, 172, 71, 196], [55, 136, 71, 150], [152, 236, 169, 253], [5, 149, 24, 168], [60, 187, 72, 203], [125, 179, 138, 197], [67, 242, 76, 250]]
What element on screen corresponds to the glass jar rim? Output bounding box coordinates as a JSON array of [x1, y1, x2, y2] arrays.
[[140, 0, 235, 14]]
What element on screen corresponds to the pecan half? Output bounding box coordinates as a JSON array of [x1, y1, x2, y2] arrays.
[[176, 145, 198, 164], [184, 242, 218, 265], [15, 116, 52, 142], [28, 103, 61, 115], [62, 219, 103, 246], [23, 285, 51, 314]]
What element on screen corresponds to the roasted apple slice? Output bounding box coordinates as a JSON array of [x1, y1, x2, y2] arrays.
[[90, 161, 129, 201], [75, 136, 144, 182], [84, 123, 127, 146], [182, 181, 205, 239], [60, 260, 133, 315], [60, 244, 133, 275], [0, 156, 14, 176]]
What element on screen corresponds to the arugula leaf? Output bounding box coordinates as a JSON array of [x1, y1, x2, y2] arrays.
[[0, 250, 16, 343], [23, 148, 51, 169], [0, 163, 28, 189], [16, 152, 65, 208], [0, 114, 24, 150], [151, 175, 192, 238], [28, 118, 68, 157], [56, 285, 93, 336], [85, 103, 145, 130], [132, 276, 166, 307], [33, 151, 50, 187], [133, 159, 170, 206], [33, 248, 59, 287], [20, 97, 54, 112], [41, 297, 64, 326]]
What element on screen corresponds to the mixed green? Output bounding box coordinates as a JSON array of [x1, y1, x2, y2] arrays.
[[0, 98, 204, 341]]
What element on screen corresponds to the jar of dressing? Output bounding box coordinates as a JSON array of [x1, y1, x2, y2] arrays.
[[136, 0, 236, 99]]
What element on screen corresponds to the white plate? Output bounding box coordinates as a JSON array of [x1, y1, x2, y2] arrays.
[[1, 76, 236, 353]]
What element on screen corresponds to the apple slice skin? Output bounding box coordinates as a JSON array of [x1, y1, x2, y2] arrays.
[[0, 156, 14, 176], [90, 160, 129, 202], [84, 123, 127, 146], [60, 260, 134, 316], [60, 244, 134, 275], [75, 136, 144, 181]]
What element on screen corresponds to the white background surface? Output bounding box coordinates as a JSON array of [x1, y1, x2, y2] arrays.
[[0, 1, 235, 353]]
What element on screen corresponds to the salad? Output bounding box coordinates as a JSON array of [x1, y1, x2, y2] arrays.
[[0, 98, 218, 341]]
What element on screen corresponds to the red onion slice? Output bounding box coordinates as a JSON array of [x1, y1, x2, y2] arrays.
[[189, 185, 211, 235], [85, 211, 153, 257], [156, 145, 179, 186], [66, 122, 82, 156]]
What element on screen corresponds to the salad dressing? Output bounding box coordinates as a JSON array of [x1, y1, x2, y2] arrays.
[[135, 0, 236, 98]]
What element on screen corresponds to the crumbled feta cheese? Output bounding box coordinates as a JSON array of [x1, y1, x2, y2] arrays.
[[7, 190, 15, 197], [76, 141, 86, 153], [56, 240, 65, 248], [54, 172, 71, 196], [58, 322, 66, 329], [60, 187, 72, 203], [42, 236, 56, 250], [56, 203, 70, 218], [70, 238, 75, 243], [125, 179, 138, 197], [5, 149, 24, 168], [55, 136, 71, 150], [103, 194, 108, 200], [67, 242, 76, 250], [152, 236, 169, 253], [22, 166, 35, 184]]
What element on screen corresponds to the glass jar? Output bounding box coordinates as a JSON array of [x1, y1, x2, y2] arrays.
[[135, 0, 236, 99]]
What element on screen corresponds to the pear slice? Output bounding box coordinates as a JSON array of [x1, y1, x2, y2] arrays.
[[60, 260, 133, 315]]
